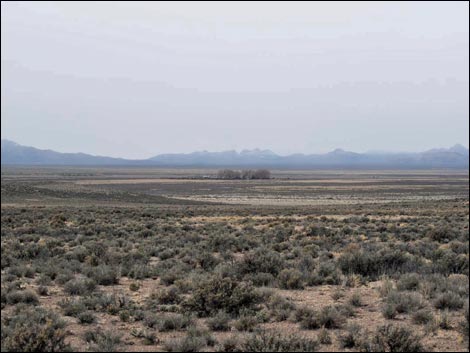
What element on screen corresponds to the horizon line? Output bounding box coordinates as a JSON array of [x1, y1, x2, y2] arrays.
[[1, 138, 469, 161]]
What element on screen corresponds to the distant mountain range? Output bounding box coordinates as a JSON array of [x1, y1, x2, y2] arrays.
[[1, 139, 468, 168]]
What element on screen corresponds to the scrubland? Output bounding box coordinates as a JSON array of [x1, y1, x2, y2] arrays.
[[1, 167, 468, 352]]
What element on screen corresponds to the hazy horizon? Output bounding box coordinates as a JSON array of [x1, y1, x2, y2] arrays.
[[2, 137, 469, 161], [1, 1, 469, 159]]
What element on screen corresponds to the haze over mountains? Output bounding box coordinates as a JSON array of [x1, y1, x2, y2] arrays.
[[1, 139, 468, 169]]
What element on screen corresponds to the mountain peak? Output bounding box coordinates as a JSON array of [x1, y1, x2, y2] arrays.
[[1, 140, 468, 167], [1, 139, 19, 147], [449, 144, 469, 155], [328, 148, 355, 155], [240, 148, 276, 156], [425, 144, 469, 156]]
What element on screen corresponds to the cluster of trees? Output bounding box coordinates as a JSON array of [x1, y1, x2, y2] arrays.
[[217, 169, 271, 180]]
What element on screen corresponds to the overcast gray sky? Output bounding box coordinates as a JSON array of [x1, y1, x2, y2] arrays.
[[1, 1, 469, 158]]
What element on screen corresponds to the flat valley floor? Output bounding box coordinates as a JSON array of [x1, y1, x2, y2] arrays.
[[1, 167, 469, 352]]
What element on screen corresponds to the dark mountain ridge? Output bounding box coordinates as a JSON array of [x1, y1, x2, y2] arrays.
[[1, 139, 468, 168]]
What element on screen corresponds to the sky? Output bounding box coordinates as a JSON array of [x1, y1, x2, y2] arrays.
[[1, 1, 469, 159]]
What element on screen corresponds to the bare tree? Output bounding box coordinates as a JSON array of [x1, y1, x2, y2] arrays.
[[218, 169, 270, 180], [217, 169, 241, 179], [241, 169, 254, 180], [253, 169, 271, 179], [241, 169, 271, 179]]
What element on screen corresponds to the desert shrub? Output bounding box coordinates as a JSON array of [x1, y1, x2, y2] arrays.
[[308, 261, 341, 285], [427, 227, 455, 242], [130, 328, 158, 345], [434, 292, 464, 310], [240, 330, 318, 352], [150, 286, 181, 305], [119, 310, 131, 322], [461, 304, 469, 348], [1, 306, 68, 352], [63, 278, 96, 295], [55, 270, 75, 285], [6, 290, 39, 305], [255, 308, 272, 323], [207, 311, 231, 331], [295, 304, 346, 329], [338, 248, 412, 280], [143, 311, 191, 331], [216, 336, 241, 352], [87, 265, 119, 285], [438, 311, 452, 329], [338, 323, 362, 348], [37, 286, 49, 296], [129, 282, 140, 291], [331, 289, 344, 301], [197, 252, 220, 271], [184, 276, 261, 317], [433, 251, 469, 275], [297, 254, 317, 274], [412, 309, 434, 325], [396, 273, 421, 291], [306, 223, 331, 237], [158, 248, 178, 261], [360, 323, 425, 352], [267, 294, 296, 321], [439, 275, 468, 297], [239, 249, 285, 276], [77, 311, 96, 324], [84, 329, 121, 352], [65, 246, 89, 263], [59, 298, 87, 317], [0, 291, 6, 309], [295, 306, 320, 330], [234, 314, 258, 332], [378, 279, 395, 298], [160, 268, 186, 286], [143, 313, 159, 329], [245, 272, 276, 287], [164, 334, 205, 352], [318, 305, 346, 329], [7, 265, 36, 278], [132, 309, 145, 322], [163, 326, 215, 352], [90, 292, 130, 315], [348, 292, 363, 307], [318, 327, 332, 345], [343, 273, 364, 288], [278, 269, 304, 290], [337, 303, 356, 318], [386, 291, 426, 314], [36, 274, 52, 286], [157, 313, 193, 332], [124, 264, 155, 280], [188, 326, 217, 347], [448, 241, 469, 256]]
